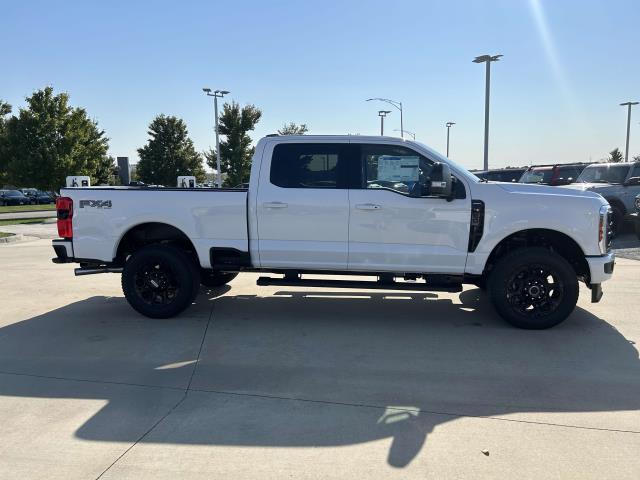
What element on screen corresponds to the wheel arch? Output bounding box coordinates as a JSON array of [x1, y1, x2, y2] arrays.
[[484, 228, 589, 280], [114, 222, 199, 265]]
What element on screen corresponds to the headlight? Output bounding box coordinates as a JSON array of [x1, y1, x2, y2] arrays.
[[598, 205, 612, 254], [635, 196, 640, 212]]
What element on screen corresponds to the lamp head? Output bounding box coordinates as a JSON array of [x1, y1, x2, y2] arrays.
[[202, 87, 212, 93]]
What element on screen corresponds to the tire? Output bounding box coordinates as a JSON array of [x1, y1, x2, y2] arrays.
[[488, 247, 579, 329], [201, 271, 238, 288], [121, 244, 200, 319]]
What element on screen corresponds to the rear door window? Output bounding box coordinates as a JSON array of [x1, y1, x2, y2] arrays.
[[270, 143, 350, 189]]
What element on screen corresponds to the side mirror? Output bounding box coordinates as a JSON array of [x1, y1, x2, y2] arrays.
[[624, 176, 640, 186], [429, 162, 453, 199]]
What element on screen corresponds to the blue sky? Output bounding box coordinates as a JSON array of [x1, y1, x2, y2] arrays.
[[2, 0, 639, 170]]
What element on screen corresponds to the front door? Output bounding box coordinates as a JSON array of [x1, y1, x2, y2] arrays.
[[348, 143, 470, 274], [255, 142, 352, 270]]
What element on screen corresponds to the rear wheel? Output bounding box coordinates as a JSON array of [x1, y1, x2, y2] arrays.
[[122, 244, 199, 318], [200, 271, 238, 288], [488, 248, 578, 329]]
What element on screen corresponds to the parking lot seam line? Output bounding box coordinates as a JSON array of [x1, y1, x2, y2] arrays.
[[95, 393, 188, 480], [187, 387, 640, 436], [186, 297, 216, 391], [95, 296, 216, 480], [0, 370, 185, 392]]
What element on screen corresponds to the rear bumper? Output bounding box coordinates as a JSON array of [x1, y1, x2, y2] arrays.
[[52, 239, 74, 263], [586, 251, 615, 284]]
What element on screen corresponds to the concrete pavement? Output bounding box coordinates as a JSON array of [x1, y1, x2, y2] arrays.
[[0, 239, 639, 479]]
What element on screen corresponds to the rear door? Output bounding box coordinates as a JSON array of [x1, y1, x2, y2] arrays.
[[255, 141, 352, 269], [348, 143, 471, 274]]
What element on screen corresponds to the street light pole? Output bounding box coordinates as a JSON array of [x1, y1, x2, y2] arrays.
[[367, 98, 403, 138], [394, 129, 415, 140], [620, 101, 639, 162], [378, 110, 391, 136], [445, 122, 456, 157], [473, 54, 502, 170], [203, 88, 230, 187]]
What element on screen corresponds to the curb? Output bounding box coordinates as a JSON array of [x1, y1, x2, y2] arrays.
[[0, 233, 24, 244]]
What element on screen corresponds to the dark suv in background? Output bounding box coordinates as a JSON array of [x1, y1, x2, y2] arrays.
[[473, 167, 527, 182], [519, 164, 587, 186]]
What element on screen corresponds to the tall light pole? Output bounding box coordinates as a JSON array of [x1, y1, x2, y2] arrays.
[[473, 54, 502, 170], [378, 110, 391, 136], [445, 122, 456, 157], [394, 129, 416, 140], [203, 88, 230, 187], [367, 98, 403, 138], [620, 101, 638, 162]]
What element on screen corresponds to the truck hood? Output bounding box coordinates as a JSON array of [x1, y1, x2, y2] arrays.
[[495, 182, 604, 199]]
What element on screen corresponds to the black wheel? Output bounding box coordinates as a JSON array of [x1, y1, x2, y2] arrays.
[[488, 248, 578, 329], [122, 244, 200, 318], [201, 271, 238, 288]]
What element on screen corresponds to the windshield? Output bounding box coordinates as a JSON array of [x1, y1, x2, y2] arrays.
[[6, 190, 25, 197], [521, 169, 552, 184], [411, 140, 480, 183], [578, 164, 629, 184]]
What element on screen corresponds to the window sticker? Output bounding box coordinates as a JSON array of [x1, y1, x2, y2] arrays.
[[377, 156, 420, 182]]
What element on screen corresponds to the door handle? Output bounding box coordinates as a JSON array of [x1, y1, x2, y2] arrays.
[[355, 203, 382, 210], [263, 201, 288, 208]]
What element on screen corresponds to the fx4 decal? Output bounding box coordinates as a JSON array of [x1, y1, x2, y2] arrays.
[[79, 200, 112, 209]]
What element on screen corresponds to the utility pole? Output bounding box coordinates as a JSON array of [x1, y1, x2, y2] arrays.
[[445, 122, 456, 157], [203, 88, 230, 187], [473, 54, 502, 170], [620, 101, 638, 162], [367, 98, 403, 138], [378, 110, 391, 135]]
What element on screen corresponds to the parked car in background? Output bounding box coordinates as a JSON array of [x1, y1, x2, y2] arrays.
[[0, 189, 31, 206], [629, 194, 640, 240], [565, 161, 640, 233], [19, 188, 39, 204], [32, 191, 55, 204], [473, 167, 527, 183], [519, 164, 587, 186]]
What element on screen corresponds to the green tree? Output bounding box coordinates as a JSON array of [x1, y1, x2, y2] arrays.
[[137, 115, 205, 186], [0, 100, 12, 184], [608, 148, 624, 163], [3, 87, 109, 190], [94, 155, 118, 185], [206, 102, 262, 187], [278, 122, 308, 135]]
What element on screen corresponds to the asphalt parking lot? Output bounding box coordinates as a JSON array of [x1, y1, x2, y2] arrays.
[[1, 237, 639, 479]]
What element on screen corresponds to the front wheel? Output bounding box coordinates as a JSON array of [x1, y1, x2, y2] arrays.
[[488, 248, 579, 329], [122, 244, 200, 318]]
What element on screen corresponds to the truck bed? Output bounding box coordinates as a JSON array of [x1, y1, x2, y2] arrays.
[[62, 187, 249, 267]]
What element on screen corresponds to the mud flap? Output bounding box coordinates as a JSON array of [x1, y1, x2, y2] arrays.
[[590, 283, 603, 303]]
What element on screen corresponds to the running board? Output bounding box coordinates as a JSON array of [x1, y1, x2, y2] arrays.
[[256, 276, 462, 292]]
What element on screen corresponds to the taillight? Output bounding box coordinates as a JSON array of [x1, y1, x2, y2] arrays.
[[56, 197, 73, 239]]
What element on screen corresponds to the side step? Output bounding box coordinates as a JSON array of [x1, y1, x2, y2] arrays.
[[256, 276, 462, 292]]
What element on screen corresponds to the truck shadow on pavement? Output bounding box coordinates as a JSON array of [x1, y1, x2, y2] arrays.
[[0, 288, 639, 468]]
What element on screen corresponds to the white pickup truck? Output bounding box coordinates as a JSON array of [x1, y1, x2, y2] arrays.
[[52, 135, 615, 329]]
